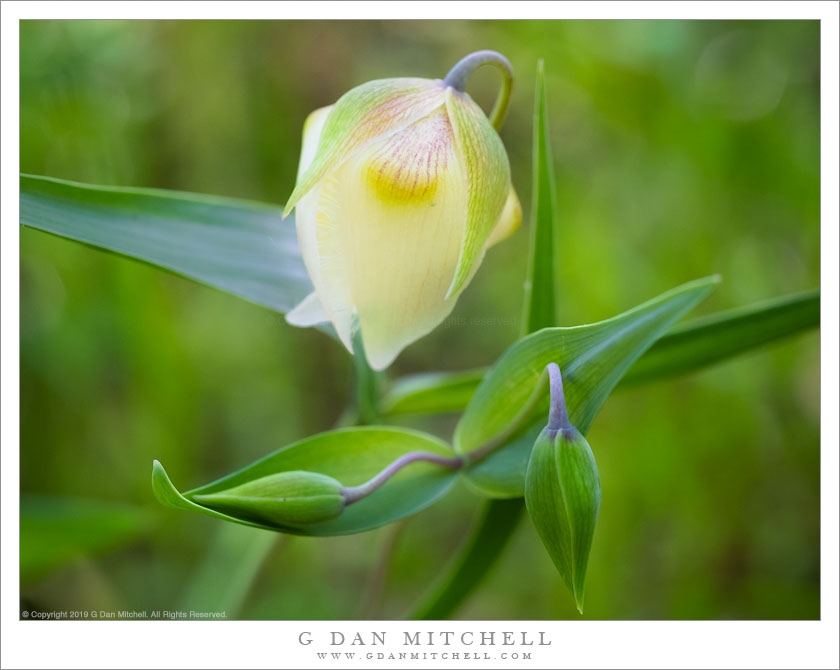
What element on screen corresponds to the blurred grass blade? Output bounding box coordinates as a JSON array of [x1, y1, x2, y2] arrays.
[[619, 288, 820, 386], [179, 524, 278, 617], [409, 498, 524, 620], [457, 277, 719, 496], [383, 288, 820, 417], [20, 496, 152, 584], [522, 60, 560, 334], [20, 173, 313, 316], [154, 427, 458, 536]]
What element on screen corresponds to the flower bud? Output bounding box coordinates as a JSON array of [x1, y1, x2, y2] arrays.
[[284, 56, 521, 370], [525, 424, 601, 614], [192, 471, 346, 528], [524, 363, 601, 613]]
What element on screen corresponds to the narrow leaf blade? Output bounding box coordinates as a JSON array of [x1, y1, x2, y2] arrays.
[[619, 288, 820, 386], [20, 174, 313, 316], [409, 498, 525, 620], [523, 59, 560, 333], [383, 288, 819, 418]]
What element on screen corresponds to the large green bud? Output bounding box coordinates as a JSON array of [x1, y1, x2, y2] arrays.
[[192, 471, 346, 529]]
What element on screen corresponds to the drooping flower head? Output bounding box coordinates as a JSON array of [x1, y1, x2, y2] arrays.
[[284, 51, 521, 370]]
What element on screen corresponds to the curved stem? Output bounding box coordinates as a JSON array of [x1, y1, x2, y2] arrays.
[[546, 361, 571, 431], [443, 50, 514, 131], [342, 362, 566, 505], [341, 451, 463, 505]]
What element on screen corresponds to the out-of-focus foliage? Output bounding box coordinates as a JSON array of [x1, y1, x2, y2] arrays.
[[20, 20, 819, 619]]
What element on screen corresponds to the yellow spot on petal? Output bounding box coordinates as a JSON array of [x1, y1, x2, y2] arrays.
[[364, 107, 452, 206]]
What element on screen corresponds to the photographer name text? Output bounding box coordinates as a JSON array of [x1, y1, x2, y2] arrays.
[[298, 631, 551, 647]]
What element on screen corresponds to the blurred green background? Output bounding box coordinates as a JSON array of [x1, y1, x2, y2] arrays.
[[20, 20, 820, 620]]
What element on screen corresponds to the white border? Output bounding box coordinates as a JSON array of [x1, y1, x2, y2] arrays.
[[2, 2, 838, 669]]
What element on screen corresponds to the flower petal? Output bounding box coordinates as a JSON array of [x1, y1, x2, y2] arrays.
[[444, 87, 511, 298], [310, 106, 468, 370], [285, 291, 329, 327], [284, 78, 446, 217]]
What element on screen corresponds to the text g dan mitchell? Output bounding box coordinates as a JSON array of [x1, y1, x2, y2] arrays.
[[298, 631, 551, 647]]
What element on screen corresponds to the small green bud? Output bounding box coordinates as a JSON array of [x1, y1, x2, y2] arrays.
[[192, 471, 346, 529], [526, 425, 601, 613], [525, 364, 601, 613]]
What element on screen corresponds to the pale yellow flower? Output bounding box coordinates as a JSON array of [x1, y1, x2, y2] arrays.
[[285, 69, 520, 370]]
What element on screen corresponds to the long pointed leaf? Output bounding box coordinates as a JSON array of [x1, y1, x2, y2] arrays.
[[618, 288, 820, 386], [382, 288, 820, 417], [522, 60, 560, 333], [20, 174, 313, 316]]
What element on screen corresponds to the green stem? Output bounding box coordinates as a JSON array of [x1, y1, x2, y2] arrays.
[[352, 321, 380, 425], [545, 362, 570, 431], [443, 50, 514, 131]]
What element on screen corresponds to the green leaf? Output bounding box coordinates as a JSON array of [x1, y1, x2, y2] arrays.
[[523, 59, 560, 333], [381, 368, 486, 416], [20, 496, 152, 583], [619, 288, 820, 386], [20, 174, 313, 316], [382, 288, 820, 418], [456, 277, 719, 497], [153, 427, 458, 536], [525, 425, 601, 614]]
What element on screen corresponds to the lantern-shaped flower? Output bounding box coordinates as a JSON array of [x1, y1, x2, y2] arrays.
[[284, 52, 521, 370]]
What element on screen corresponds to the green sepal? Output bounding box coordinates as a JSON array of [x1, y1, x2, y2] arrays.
[[192, 471, 345, 528], [525, 425, 601, 614], [444, 87, 511, 297], [284, 78, 444, 216]]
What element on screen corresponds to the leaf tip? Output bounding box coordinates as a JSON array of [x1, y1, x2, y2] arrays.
[[151, 460, 181, 508]]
